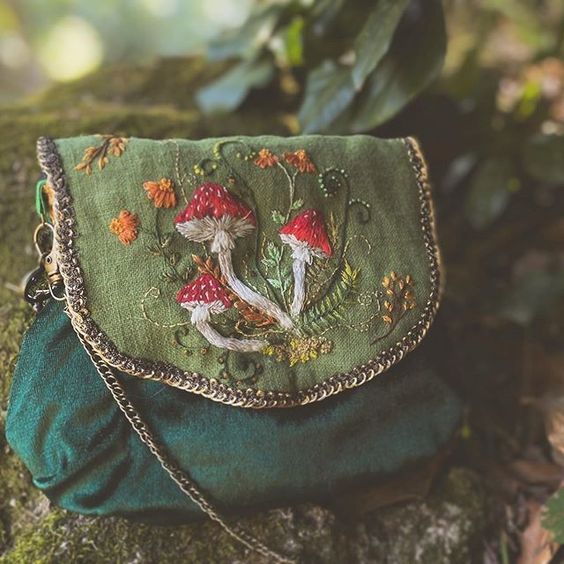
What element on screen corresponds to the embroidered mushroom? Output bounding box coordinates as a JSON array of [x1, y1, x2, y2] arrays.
[[175, 183, 293, 329], [279, 209, 333, 316], [177, 273, 265, 352]]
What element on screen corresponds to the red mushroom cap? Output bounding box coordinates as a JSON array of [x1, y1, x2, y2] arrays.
[[176, 274, 232, 309], [279, 209, 333, 257], [174, 183, 256, 226]]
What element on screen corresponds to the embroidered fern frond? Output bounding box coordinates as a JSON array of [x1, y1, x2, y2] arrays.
[[192, 255, 276, 327], [302, 261, 360, 333]]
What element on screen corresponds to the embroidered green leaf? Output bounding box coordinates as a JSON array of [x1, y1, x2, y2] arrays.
[[147, 244, 162, 256], [302, 261, 360, 333], [160, 234, 173, 248], [262, 258, 277, 270], [265, 241, 283, 261], [291, 198, 304, 210], [352, 0, 409, 90], [267, 278, 282, 289], [271, 210, 286, 224]]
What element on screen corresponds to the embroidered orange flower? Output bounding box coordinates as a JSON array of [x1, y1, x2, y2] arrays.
[[283, 149, 316, 174], [254, 148, 279, 169], [143, 178, 177, 208], [110, 210, 139, 245]]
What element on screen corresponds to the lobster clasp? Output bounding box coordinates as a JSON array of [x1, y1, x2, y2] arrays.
[[24, 222, 65, 309], [23, 263, 51, 312]]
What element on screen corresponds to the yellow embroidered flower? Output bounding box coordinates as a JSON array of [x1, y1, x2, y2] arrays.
[[254, 148, 279, 169], [143, 178, 177, 208], [288, 336, 332, 366], [263, 336, 333, 366], [110, 210, 139, 245], [283, 149, 316, 174]]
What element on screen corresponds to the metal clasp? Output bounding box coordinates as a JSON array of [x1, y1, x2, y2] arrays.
[[24, 221, 65, 310]]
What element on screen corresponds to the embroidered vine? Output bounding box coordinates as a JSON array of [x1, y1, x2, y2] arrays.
[[75, 135, 127, 175]]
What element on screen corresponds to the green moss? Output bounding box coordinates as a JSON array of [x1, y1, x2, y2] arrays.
[[1, 469, 486, 563]]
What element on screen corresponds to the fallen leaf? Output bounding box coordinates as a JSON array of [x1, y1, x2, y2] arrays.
[[508, 459, 564, 488], [518, 500, 558, 564]]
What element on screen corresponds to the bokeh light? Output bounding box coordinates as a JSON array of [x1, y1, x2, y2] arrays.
[[37, 16, 103, 81]]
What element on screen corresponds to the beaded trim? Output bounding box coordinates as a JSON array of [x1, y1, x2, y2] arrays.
[[36, 136, 441, 409]]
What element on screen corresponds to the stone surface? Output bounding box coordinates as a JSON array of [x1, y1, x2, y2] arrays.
[[1, 469, 485, 563], [0, 57, 484, 563]]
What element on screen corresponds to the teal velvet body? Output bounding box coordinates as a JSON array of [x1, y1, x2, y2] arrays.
[[6, 301, 461, 524]]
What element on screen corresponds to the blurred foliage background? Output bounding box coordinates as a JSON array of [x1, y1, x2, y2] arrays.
[[1, 0, 564, 560]]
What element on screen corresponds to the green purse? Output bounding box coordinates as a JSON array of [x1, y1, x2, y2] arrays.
[[7, 135, 459, 562]]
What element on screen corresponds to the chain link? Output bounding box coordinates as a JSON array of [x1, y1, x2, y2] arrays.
[[75, 325, 295, 564]]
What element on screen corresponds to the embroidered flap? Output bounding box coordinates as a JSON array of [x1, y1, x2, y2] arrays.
[[37, 135, 441, 408]]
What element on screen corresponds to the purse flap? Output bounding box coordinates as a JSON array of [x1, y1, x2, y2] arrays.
[[37, 134, 441, 408]]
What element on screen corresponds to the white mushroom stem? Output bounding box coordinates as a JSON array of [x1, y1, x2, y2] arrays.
[[286, 243, 314, 316], [214, 230, 294, 330], [190, 305, 265, 353], [290, 258, 307, 316]]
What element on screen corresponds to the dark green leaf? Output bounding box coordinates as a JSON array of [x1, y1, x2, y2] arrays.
[[196, 59, 274, 114], [299, 60, 356, 133], [351, 0, 446, 132], [522, 134, 564, 184], [352, 0, 410, 90], [310, 0, 346, 36], [497, 257, 564, 326], [464, 158, 516, 230], [207, 5, 283, 61]]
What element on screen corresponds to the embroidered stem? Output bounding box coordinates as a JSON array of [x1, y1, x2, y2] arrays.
[[192, 306, 265, 352], [275, 162, 298, 223], [291, 257, 306, 316], [217, 245, 293, 329]]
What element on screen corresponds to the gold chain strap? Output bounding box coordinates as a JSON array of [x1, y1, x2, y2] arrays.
[[75, 326, 295, 564]]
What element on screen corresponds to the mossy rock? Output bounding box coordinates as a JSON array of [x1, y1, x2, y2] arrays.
[[0, 57, 480, 563], [1, 469, 485, 564]]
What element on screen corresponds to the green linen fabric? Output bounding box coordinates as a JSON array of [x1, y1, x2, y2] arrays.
[[45, 135, 436, 397], [6, 300, 460, 523]]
